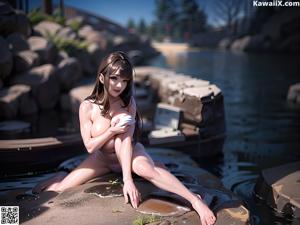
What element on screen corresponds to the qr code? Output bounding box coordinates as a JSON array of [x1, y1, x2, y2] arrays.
[[0, 206, 19, 225]]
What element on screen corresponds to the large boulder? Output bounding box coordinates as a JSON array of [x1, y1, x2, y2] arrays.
[[0, 37, 13, 80], [0, 2, 17, 36], [9, 64, 60, 110], [28, 36, 57, 64], [56, 27, 78, 40], [57, 57, 82, 91], [87, 43, 104, 66], [14, 10, 31, 37], [12, 50, 40, 73], [230, 36, 251, 51], [6, 32, 30, 54], [33, 21, 63, 37], [0, 84, 37, 119], [0, 2, 31, 37]]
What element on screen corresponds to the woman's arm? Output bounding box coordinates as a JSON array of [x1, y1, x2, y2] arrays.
[[79, 101, 126, 153]]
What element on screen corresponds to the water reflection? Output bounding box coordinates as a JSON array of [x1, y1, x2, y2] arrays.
[[146, 50, 300, 225]]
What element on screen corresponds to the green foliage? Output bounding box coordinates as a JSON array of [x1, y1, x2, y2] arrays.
[[28, 9, 48, 25], [68, 19, 82, 33], [27, 8, 65, 26], [132, 215, 162, 225], [45, 30, 88, 56], [127, 18, 136, 32]]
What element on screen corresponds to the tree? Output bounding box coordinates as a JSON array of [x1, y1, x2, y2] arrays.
[[179, 0, 207, 40], [43, 0, 52, 15], [138, 18, 146, 35], [127, 18, 136, 32], [154, 0, 178, 40], [211, 0, 246, 35]]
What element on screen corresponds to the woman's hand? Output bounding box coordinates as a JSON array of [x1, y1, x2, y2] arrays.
[[123, 179, 141, 209], [109, 118, 129, 135]]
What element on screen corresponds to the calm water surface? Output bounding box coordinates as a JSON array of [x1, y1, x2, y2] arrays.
[[146, 50, 300, 225]]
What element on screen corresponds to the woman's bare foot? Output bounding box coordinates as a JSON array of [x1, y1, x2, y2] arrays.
[[192, 194, 216, 225], [32, 171, 67, 194]]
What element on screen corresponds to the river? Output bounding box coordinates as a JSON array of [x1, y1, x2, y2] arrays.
[[146, 49, 300, 225]]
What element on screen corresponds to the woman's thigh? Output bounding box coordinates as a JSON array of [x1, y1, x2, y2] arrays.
[[57, 151, 111, 189]]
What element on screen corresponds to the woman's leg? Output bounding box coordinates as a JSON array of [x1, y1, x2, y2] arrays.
[[131, 143, 216, 225], [33, 151, 111, 193]]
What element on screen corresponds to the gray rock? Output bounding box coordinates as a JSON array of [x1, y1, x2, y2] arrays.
[[55, 51, 69, 65], [84, 30, 111, 51], [230, 36, 251, 51], [87, 43, 104, 66], [0, 2, 17, 36], [255, 161, 300, 218], [9, 64, 60, 110], [76, 50, 94, 76], [10, 84, 37, 115], [68, 82, 94, 114], [12, 50, 40, 73], [28, 36, 57, 64], [287, 83, 300, 104], [78, 25, 94, 38], [14, 10, 31, 37], [218, 37, 232, 50], [56, 27, 78, 40], [6, 32, 30, 54], [0, 84, 37, 118], [57, 57, 82, 91], [0, 36, 13, 80], [33, 21, 63, 37]]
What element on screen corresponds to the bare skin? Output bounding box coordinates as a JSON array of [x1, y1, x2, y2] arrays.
[[33, 74, 216, 225]]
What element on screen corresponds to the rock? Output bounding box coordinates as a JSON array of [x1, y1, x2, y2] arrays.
[[9, 64, 60, 110], [12, 50, 40, 73], [14, 10, 31, 37], [6, 32, 30, 54], [0, 84, 37, 119], [230, 36, 251, 51], [76, 50, 94, 75], [87, 43, 104, 66], [279, 33, 300, 53], [33, 21, 63, 37], [57, 57, 82, 91], [1, 148, 250, 225], [55, 51, 69, 65], [78, 25, 94, 38], [28, 36, 57, 64], [56, 27, 78, 40], [0, 36, 13, 80], [84, 30, 111, 51], [254, 161, 300, 218], [218, 38, 232, 50], [68, 82, 94, 113], [287, 83, 300, 105], [0, 1, 17, 36], [10, 84, 37, 115]]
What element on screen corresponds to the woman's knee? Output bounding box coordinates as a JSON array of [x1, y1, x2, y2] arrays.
[[133, 159, 157, 180]]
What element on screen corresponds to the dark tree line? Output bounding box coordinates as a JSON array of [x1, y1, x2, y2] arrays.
[[127, 0, 207, 42]]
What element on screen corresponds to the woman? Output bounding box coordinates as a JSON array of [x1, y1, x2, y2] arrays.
[[33, 51, 216, 225]]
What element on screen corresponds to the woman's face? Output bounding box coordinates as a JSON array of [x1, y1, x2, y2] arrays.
[[106, 74, 129, 97]]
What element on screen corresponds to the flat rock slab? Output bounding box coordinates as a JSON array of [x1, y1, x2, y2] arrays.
[[0, 148, 250, 225], [254, 161, 300, 218]]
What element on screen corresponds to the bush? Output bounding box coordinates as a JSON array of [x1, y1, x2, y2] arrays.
[[45, 31, 88, 56], [28, 8, 65, 26]]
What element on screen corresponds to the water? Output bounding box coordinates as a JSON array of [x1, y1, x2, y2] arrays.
[[145, 50, 300, 225]]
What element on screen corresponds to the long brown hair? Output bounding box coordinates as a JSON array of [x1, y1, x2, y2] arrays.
[[85, 51, 141, 143]]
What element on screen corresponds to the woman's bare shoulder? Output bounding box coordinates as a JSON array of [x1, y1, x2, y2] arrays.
[[79, 100, 94, 115]]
